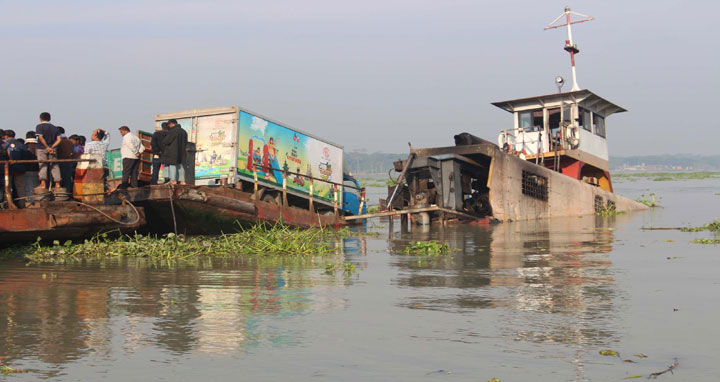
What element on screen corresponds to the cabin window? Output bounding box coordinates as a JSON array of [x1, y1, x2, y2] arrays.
[[578, 108, 592, 132], [518, 110, 543, 132], [594, 115, 606, 137], [548, 108, 561, 135], [562, 105, 572, 123], [522, 170, 548, 201]]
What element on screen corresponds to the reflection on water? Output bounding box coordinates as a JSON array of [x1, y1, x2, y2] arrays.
[[390, 215, 621, 348], [0, 210, 680, 380], [0, 255, 361, 376]]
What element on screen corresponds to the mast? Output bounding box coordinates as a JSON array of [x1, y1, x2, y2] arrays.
[[545, 7, 594, 91]]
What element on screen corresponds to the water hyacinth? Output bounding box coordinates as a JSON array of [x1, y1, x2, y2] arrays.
[[680, 219, 720, 232], [402, 241, 453, 256], [12, 223, 355, 264]]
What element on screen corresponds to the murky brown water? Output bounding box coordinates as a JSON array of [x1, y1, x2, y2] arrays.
[[1, 179, 719, 381]]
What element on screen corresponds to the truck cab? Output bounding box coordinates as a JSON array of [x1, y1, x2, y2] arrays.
[[342, 173, 366, 216]]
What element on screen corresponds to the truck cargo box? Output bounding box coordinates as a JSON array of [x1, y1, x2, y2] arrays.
[[155, 107, 345, 207]]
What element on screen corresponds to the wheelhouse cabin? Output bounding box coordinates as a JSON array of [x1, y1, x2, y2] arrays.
[[492, 89, 625, 192]]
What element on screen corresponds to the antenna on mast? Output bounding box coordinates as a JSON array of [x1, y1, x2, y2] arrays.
[[545, 6, 594, 91]]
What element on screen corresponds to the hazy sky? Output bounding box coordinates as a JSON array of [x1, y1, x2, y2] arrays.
[[1, 0, 717, 156]]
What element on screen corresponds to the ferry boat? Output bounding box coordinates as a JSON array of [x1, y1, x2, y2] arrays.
[[358, 7, 648, 223]]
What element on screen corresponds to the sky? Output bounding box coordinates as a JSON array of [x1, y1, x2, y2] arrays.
[[1, 0, 717, 156]]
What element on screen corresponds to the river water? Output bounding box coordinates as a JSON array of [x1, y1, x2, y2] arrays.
[[1, 178, 719, 381]]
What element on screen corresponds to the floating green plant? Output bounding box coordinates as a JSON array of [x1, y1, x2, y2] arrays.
[[403, 241, 453, 256], [680, 219, 720, 232], [691, 238, 720, 244], [599, 349, 620, 357], [343, 262, 356, 274], [12, 223, 356, 264], [596, 204, 625, 217], [636, 192, 661, 207], [324, 261, 357, 275]]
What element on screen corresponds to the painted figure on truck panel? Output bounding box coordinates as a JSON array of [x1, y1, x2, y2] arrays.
[[237, 111, 342, 202], [194, 114, 234, 178], [267, 137, 283, 185]]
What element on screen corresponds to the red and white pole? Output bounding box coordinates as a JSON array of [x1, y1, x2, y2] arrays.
[[565, 7, 580, 91]]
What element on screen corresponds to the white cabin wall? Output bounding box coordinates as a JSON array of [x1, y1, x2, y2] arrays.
[[578, 129, 608, 160]]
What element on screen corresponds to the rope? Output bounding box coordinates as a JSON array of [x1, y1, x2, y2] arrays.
[[168, 184, 178, 235], [73, 200, 142, 226], [9, 194, 142, 225]]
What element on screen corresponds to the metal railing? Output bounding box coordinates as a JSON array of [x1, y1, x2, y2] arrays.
[[498, 127, 544, 156], [498, 124, 576, 157], [249, 163, 365, 217], [1, 158, 97, 210]]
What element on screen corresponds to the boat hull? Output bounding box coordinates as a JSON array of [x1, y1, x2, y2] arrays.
[[486, 144, 647, 221], [0, 201, 146, 244], [107, 185, 345, 235], [385, 142, 648, 223]]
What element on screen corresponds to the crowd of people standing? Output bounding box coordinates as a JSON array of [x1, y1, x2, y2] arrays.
[[0, 112, 104, 207], [115, 118, 188, 188], [1, 113, 189, 208]]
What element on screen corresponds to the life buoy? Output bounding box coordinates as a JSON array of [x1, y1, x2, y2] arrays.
[[564, 124, 580, 148]]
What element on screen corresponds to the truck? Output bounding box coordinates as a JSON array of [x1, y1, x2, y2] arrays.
[[152, 106, 366, 216]]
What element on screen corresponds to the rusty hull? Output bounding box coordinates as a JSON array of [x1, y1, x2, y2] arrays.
[[107, 185, 344, 235], [399, 142, 648, 222], [0, 201, 146, 244]]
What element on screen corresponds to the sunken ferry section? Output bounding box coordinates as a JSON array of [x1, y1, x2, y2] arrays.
[[359, 6, 648, 224], [378, 88, 648, 224]]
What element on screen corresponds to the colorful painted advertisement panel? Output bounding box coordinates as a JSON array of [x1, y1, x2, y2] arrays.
[[193, 114, 236, 179], [106, 149, 123, 179], [236, 111, 343, 203]]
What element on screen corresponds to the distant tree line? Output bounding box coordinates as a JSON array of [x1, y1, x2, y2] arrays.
[[345, 150, 720, 174], [345, 150, 408, 175], [610, 154, 720, 171]]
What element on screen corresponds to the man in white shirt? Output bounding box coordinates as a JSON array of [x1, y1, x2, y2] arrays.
[[118, 126, 144, 188], [85, 129, 110, 166]]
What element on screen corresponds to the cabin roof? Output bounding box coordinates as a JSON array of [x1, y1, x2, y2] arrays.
[[491, 89, 627, 117]]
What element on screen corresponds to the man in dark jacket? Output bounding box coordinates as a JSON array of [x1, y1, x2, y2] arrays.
[[160, 119, 188, 185], [2, 130, 28, 207], [55, 126, 76, 192], [150, 122, 169, 185]]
